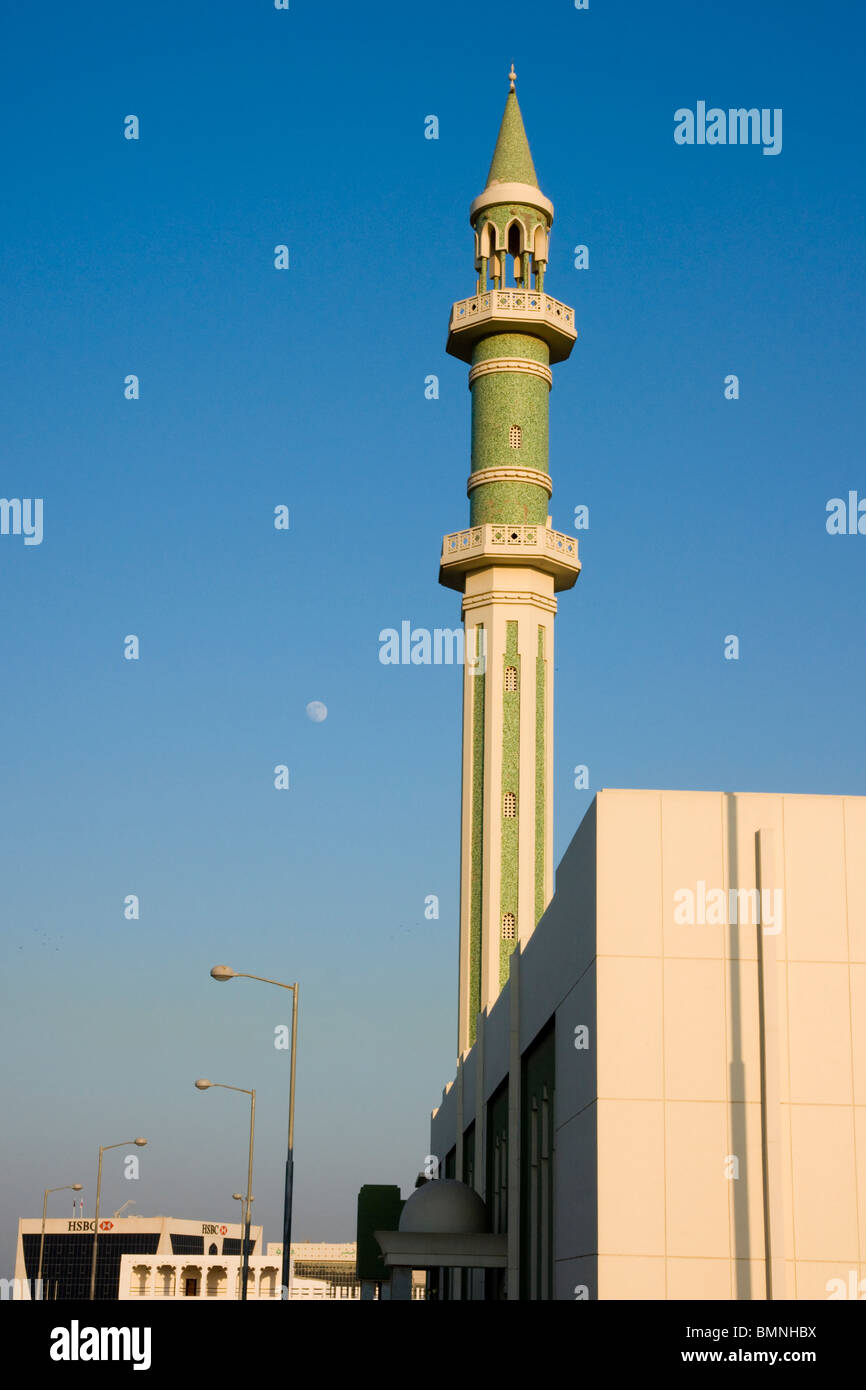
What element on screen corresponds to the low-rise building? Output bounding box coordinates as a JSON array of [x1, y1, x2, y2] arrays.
[[11, 1214, 263, 1300]]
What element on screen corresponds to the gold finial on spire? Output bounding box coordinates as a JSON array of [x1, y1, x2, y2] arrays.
[[508, 62, 516, 93]]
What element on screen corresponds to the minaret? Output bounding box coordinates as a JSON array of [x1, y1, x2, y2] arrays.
[[440, 68, 580, 1056]]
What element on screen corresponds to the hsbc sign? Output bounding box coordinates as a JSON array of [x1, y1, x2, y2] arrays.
[[65, 1218, 232, 1235]]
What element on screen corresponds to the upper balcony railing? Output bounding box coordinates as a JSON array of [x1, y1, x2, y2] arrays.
[[452, 289, 574, 330], [447, 289, 577, 363]]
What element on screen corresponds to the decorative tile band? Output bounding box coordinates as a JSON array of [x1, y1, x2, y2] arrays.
[[468, 357, 553, 389], [462, 589, 558, 615], [535, 625, 546, 927], [466, 466, 553, 498], [499, 621, 520, 989]]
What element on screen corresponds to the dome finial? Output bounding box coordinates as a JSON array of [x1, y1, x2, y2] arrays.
[[508, 62, 517, 93]]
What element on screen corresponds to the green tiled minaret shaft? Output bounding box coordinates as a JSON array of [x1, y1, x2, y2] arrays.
[[440, 68, 580, 1058]]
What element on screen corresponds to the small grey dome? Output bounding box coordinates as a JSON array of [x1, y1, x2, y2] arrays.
[[398, 1180, 491, 1235]]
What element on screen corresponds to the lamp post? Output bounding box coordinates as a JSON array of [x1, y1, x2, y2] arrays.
[[89, 1139, 147, 1300], [38, 1184, 82, 1300], [232, 1191, 254, 1225], [196, 1080, 255, 1300], [232, 1191, 255, 1297], [210, 965, 298, 1297]]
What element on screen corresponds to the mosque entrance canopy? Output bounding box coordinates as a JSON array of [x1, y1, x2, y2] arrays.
[[374, 1179, 506, 1270]]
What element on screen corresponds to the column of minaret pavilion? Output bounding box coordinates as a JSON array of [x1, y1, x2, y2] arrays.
[[439, 71, 580, 1056]]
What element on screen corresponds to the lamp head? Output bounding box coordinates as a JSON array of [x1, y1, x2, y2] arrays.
[[72, 1184, 83, 1191], [194, 1079, 211, 1091], [210, 965, 237, 982], [134, 1138, 147, 1147]]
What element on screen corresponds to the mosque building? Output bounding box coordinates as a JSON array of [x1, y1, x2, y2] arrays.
[[419, 71, 866, 1301]]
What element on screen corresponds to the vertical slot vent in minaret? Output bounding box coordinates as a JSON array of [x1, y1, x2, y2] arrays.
[[505, 665, 518, 692], [503, 791, 517, 818], [509, 424, 522, 449], [501, 913, 516, 940]]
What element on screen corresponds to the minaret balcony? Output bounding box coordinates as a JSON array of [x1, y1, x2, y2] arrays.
[[447, 289, 577, 364], [439, 522, 580, 593]]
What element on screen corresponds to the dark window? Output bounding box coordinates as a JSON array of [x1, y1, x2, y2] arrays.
[[222, 1237, 256, 1256], [294, 1261, 357, 1289], [486, 1080, 509, 1235], [520, 1018, 555, 1300], [485, 1079, 510, 1300], [462, 1121, 475, 1192], [22, 1232, 160, 1301], [170, 1235, 204, 1255]]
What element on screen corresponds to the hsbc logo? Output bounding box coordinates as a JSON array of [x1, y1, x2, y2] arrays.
[[220, 1226, 227, 1236], [98, 1220, 114, 1232]]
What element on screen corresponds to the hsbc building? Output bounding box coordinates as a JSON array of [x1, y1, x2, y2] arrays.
[[12, 1214, 262, 1300]]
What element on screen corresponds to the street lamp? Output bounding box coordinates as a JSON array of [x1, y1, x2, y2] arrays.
[[232, 1191, 254, 1220], [89, 1139, 147, 1300], [196, 1080, 255, 1300], [38, 1184, 82, 1300], [232, 1191, 255, 1295], [210, 964, 298, 1296]]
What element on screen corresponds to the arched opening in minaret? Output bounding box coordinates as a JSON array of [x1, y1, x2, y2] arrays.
[[533, 224, 548, 291], [507, 222, 522, 286], [479, 222, 497, 290]]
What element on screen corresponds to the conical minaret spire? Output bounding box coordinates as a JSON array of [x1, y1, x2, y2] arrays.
[[440, 74, 581, 1056], [485, 73, 539, 188]]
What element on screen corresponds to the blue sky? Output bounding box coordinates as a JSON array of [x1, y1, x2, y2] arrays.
[[1, 0, 864, 1270]]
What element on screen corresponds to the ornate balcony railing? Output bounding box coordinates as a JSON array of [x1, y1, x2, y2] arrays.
[[442, 522, 576, 557], [451, 290, 575, 332], [439, 522, 580, 593], [447, 289, 577, 364]]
